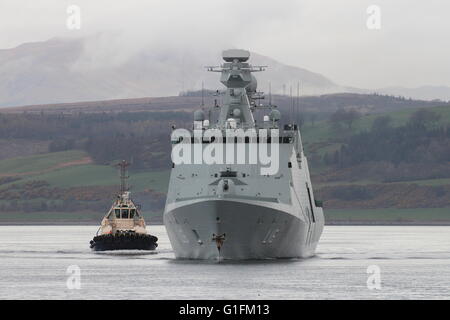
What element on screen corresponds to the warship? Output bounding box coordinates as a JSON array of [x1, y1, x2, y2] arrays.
[[90, 160, 158, 251], [163, 49, 324, 259]]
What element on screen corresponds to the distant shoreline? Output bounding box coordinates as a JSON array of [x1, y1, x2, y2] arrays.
[[1, 220, 449, 226]]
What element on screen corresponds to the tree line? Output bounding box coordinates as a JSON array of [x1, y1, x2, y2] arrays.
[[323, 109, 450, 168], [0, 111, 191, 169]]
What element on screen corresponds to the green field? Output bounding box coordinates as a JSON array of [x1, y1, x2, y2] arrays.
[[404, 178, 450, 186], [301, 105, 450, 146], [316, 178, 450, 188], [0, 150, 170, 193], [0, 210, 162, 224], [0, 150, 87, 175], [20, 164, 170, 192], [326, 208, 450, 222], [1, 207, 448, 225], [0, 211, 105, 223]]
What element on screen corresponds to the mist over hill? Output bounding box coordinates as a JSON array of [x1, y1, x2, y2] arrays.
[[2, 34, 449, 108], [376, 86, 450, 102], [0, 35, 347, 108]]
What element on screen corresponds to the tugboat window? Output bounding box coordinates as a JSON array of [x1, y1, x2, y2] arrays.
[[122, 209, 129, 219], [130, 209, 135, 218], [115, 209, 120, 218]]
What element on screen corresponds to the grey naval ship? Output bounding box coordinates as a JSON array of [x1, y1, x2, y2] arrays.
[[164, 49, 324, 259]]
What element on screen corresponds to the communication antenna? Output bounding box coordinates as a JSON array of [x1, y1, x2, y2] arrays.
[[290, 86, 293, 125], [201, 81, 205, 107], [269, 81, 272, 106], [117, 160, 130, 194], [297, 81, 300, 125]]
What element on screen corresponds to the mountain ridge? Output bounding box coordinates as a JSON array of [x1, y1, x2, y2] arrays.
[[0, 36, 344, 108], [376, 85, 450, 102], [1, 36, 449, 108]]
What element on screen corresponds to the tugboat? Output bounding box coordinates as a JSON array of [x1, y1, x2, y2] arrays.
[[90, 160, 158, 251]]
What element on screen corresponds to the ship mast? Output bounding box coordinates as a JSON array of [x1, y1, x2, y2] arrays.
[[117, 160, 130, 194], [206, 49, 266, 129]]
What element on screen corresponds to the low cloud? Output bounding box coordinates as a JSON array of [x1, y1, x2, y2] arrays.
[[1, 0, 449, 88]]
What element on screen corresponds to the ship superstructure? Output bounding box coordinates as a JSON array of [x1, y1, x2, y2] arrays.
[[163, 50, 324, 259]]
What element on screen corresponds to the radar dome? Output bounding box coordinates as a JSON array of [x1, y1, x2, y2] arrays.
[[269, 109, 281, 121], [194, 110, 205, 121], [222, 49, 250, 62]]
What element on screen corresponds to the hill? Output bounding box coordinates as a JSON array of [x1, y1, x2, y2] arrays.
[[2, 91, 447, 118], [0, 36, 345, 108], [0, 91, 450, 223], [0, 150, 169, 224], [0, 103, 449, 224], [377, 85, 450, 102]]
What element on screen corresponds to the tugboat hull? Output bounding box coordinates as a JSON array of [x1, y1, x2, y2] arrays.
[[90, 234, 158, 251]]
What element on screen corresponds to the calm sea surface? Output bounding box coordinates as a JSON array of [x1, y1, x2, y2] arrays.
[[0, 225, 448, 300]]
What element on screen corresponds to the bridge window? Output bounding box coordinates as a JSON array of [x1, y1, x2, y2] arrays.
[[220, 170, 237, 177]]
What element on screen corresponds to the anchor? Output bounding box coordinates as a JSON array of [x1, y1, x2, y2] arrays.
[[212, 233, 226, 254]]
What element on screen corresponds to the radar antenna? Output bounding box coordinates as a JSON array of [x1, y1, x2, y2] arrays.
[[297, 81, 300, 125], [269, 82, 272, 106], [290, 86, 293, 125], [201, 81, 205, 107]]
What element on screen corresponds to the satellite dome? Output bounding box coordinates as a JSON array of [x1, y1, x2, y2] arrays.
[[269, 109, 281, 121], [194, 110, 205, 121], [222, 49, 250, 62]]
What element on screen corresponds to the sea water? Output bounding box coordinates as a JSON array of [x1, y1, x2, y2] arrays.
[[0, 225, 448, 299]]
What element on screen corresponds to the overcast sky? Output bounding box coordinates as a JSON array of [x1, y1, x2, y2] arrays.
[[1, 0, 449, 89]]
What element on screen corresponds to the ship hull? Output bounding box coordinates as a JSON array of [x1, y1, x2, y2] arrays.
[[164, 199, 321, 260], [90, 234, 158, 251]]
